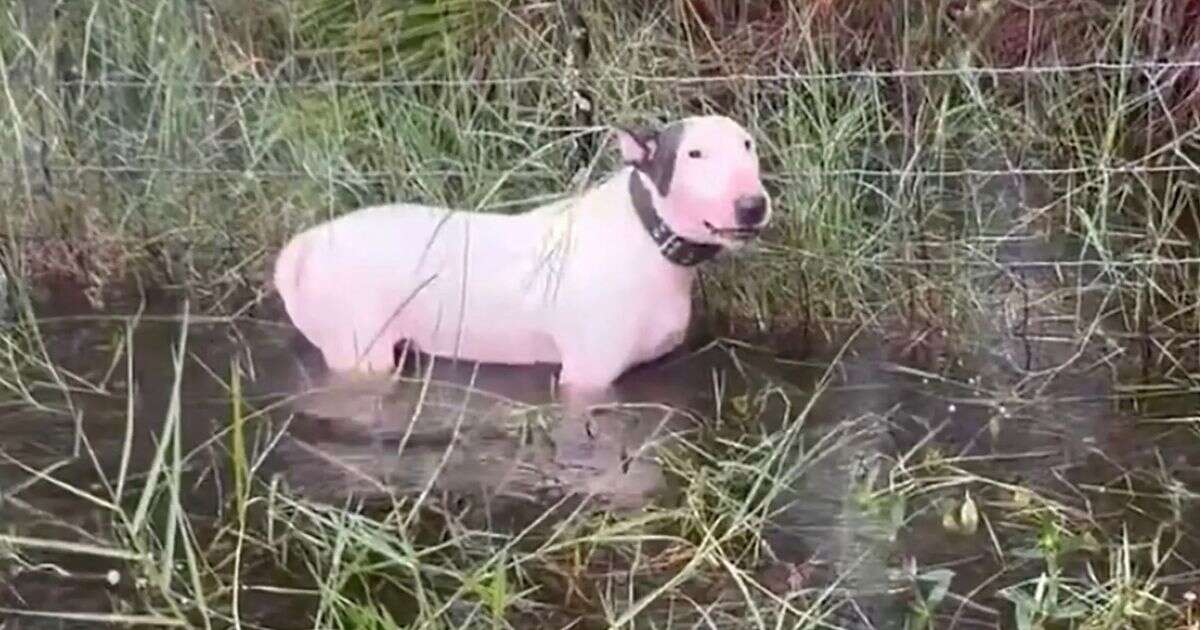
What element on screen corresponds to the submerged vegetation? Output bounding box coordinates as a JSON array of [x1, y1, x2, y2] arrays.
[[2, 0, 1200, 628]]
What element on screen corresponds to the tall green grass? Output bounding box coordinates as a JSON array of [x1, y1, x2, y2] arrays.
[[1, 0, 1197, 346]]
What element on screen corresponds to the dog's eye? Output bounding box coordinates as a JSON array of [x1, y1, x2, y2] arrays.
[[744, 140, 752, 150], [688, 150, 702, 159]]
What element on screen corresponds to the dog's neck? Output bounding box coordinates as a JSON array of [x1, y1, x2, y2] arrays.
[[627, 171, 722, 267]]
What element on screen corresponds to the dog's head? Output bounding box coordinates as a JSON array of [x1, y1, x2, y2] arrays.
[[615, 115, 771, 249]]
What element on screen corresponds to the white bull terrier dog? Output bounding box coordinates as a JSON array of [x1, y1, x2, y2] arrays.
[[273, 114, 771, 405]]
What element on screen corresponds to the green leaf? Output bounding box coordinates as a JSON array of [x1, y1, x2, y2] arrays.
[[942, 501, 960, 533], [959, 491, 979, 535], [921, 568, 955, 608], [1015, 598, 1034, 630]]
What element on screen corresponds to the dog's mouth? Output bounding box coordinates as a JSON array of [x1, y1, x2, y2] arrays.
[[704, 221, 762, 241]]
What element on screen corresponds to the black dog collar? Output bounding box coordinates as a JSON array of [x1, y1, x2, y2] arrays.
[[628, 171, 722, 267]]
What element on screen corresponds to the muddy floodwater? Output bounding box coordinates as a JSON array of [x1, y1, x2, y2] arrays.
[[2, 271, 1199, 629]]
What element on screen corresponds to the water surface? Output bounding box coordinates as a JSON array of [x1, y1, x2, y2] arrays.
[[1, 275, 1198, 628]]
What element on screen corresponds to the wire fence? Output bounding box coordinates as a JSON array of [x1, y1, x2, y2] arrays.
[[2, 51, 1199, 351], [5, 59, 1200, 264], [3, 59, 1199, 188], [2, 0, 1197, 211]]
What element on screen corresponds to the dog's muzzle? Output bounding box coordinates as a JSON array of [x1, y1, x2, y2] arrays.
[[705, 194, 770, 241]]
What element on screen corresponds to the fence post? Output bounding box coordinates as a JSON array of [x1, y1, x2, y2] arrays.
[[8, 0, 60, 204], [561, 0, 595, 180]]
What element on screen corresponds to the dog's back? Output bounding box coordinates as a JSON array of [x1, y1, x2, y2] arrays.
[[273, 201, 571, 370]]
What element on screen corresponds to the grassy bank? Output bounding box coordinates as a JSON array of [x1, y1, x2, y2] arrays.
[[1, 0, 1197, 345]]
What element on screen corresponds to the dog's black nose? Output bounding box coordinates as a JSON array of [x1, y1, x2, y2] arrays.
[[734, 195, 768, 226]]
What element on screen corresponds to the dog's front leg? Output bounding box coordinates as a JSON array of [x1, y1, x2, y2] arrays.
[[557, 354, 632, 453], [558, 379, 618, 421], [552, 307, 642, 419], [555, 362, 622, 477]]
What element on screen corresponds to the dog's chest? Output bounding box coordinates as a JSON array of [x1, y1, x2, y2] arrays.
[[635, 290, 692, 363]]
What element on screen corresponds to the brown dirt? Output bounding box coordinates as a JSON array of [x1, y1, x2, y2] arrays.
[[678, 0, 1200, 126], [7, 195, 137, 309]]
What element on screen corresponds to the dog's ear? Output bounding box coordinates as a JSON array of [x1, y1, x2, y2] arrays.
[[613, 125, 657, 165]]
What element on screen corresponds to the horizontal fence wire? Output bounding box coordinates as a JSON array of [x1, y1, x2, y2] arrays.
[[5, 60, 1200, 184], [10, 163, 1197, 182], [8, 58, 1200, 89], [5, 61, 1200, 277], [3, 235, 1196, 271]]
